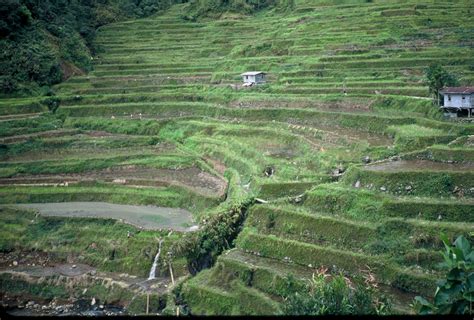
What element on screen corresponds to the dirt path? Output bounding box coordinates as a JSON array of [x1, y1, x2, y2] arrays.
[[11, 202, 198, 231]]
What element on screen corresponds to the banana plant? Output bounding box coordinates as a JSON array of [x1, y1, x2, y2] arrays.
[[414, 234, 473, 315]]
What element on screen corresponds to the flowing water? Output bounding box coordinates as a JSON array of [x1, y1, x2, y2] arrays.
[[148, 239, 164, 280]]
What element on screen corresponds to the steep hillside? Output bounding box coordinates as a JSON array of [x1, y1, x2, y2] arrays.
[[0, 0, 473, 315]]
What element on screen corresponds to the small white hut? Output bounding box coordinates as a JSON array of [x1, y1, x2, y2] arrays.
[[241, 71, 267, 85], [440, 86, 474, 118]]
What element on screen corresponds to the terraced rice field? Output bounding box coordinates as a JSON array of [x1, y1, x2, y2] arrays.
[[1, 0, 473, 316], [11, 202, 197, 231]]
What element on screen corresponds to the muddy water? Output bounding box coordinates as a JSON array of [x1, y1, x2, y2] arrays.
[[366, 160, 474, 172], [13, 202, 198, 231]]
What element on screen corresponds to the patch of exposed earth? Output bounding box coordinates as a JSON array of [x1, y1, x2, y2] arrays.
[[8, 202, 198, 231], [0, 165, 227, 198], [204, 157, 227, 176]]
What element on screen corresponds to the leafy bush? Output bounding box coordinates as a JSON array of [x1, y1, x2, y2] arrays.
[[414, 234, 473, 315], [0, 0, 184, 95], [43, 97, 61, 113]]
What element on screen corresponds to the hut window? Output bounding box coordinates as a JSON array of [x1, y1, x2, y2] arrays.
[[462, 96, 466, 100], [448, 95, 451, 101]]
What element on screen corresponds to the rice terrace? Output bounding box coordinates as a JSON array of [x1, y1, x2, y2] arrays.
[[0, 0, 473, 317]]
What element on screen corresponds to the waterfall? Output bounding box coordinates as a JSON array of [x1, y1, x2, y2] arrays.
[[148, 239, 163, 280]]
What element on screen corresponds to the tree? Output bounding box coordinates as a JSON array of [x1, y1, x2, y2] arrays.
[[425, 64, 459, 106], [43, 96, 61, 113], [413, 234, 473, 315]]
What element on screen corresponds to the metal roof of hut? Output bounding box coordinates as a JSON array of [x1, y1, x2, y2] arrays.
[[240, 71, 266, 76], [440, 87, 474, 94]]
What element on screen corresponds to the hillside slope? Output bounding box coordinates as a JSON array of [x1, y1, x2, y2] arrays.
[[1, 0, 473, 315]]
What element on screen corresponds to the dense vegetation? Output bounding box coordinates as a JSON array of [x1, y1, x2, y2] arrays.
[[0, 0, 186, 95]]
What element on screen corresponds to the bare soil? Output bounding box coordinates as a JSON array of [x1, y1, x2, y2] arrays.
[[204, 157, 227, 175]]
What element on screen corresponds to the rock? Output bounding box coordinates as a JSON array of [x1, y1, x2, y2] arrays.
[[82, 288, 88, 295], [380, 186, 387, 191], [362, 156, 371, 164], [263, 166, 275, 177], [453, 186, 460, 193], [405, 185, 412, 191], [12, 261, 18, 266], [354, 180, 361, 188], [27, 301, 35, 307], [99, 305, 104, 309], [437, 214, 442, 221], [71, 264, 77, 269], [188, 225, 199, 232], [90, 270, 97, 276], [91, 298, 96, 306], [42, 305, 48, 310]]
